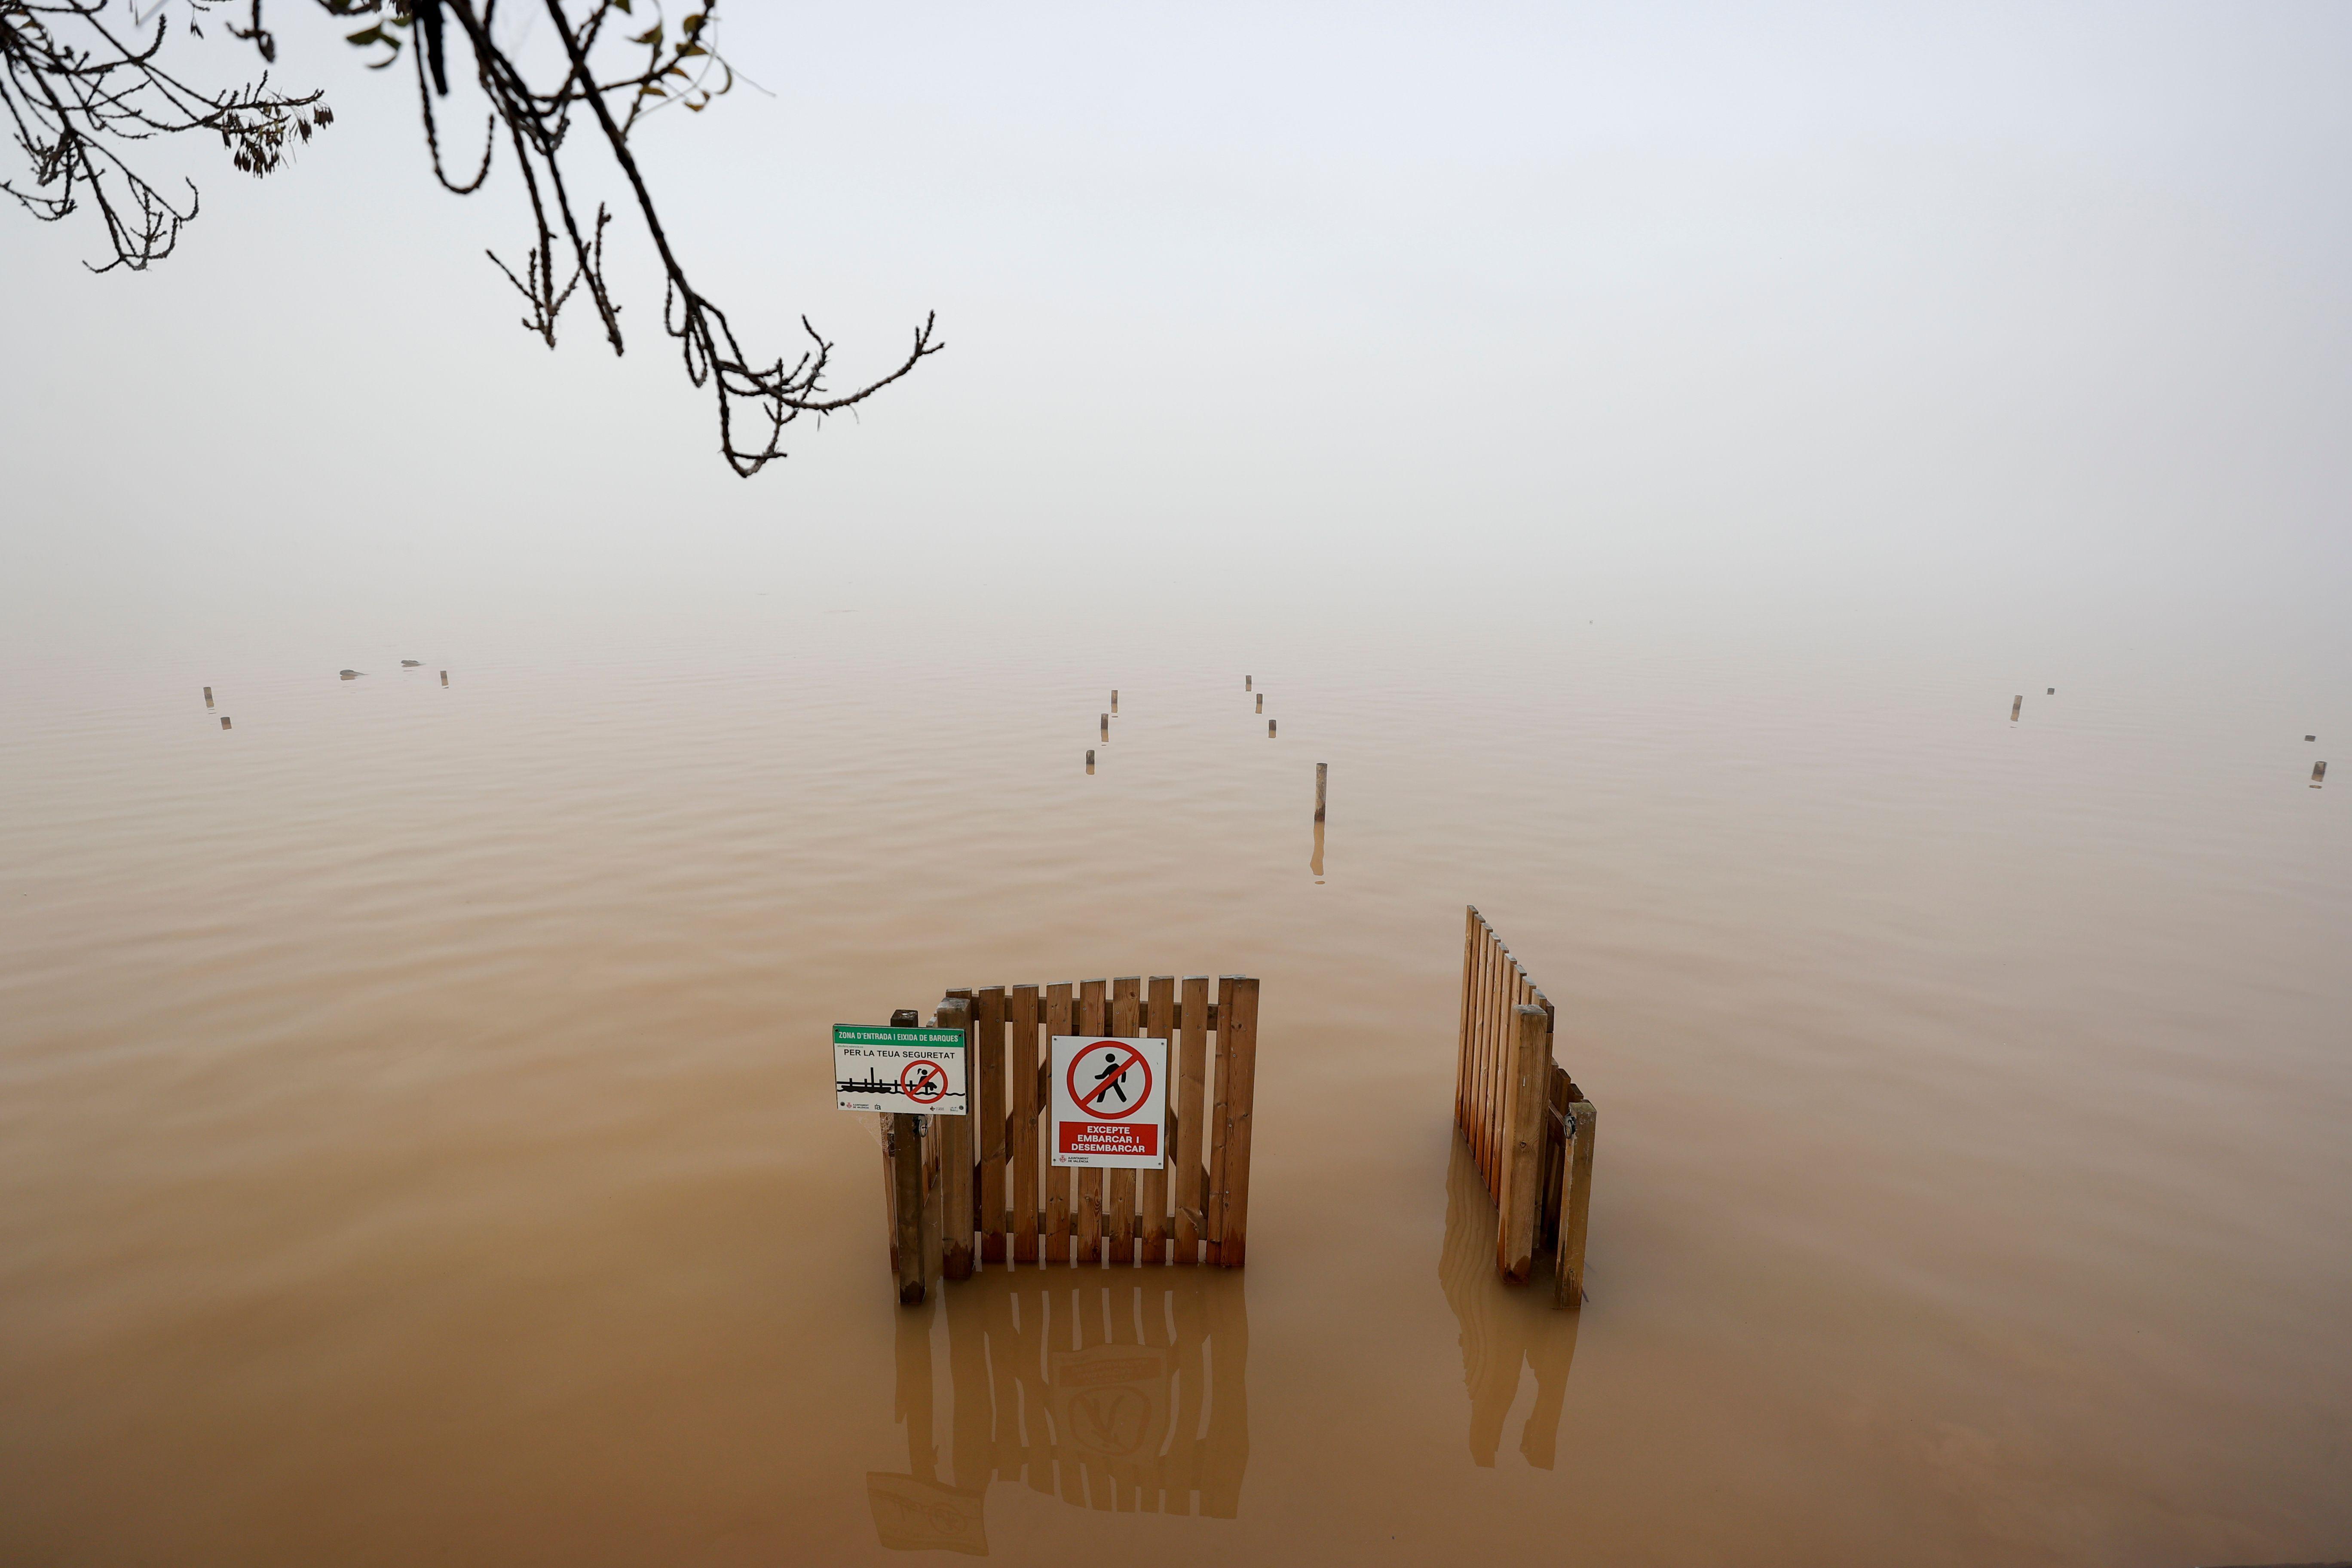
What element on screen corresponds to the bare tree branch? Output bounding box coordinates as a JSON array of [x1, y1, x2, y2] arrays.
[[1, 0, 940, 473]]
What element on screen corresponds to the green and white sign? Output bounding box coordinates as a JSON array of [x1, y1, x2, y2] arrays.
[[834, 1025, 968, 1116]]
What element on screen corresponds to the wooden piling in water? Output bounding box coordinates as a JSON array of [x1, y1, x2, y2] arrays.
[[441, 671, 449, 686], [1315, 763, 1327, 823], [1101, 713, 1109, 741], [220, 717, 231, 730], [203, 687, 213, 708], [1111, 689, 1118, 715], [2011, 695, 2023, 721], [1256, 694, 1262, 714], [1268, 720, 1276, 738]]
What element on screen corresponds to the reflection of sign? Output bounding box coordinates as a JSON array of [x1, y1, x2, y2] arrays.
[[1050, 1035, 1167, 1167], [835, 1026, 967, 1115], [866, 1473, 987, 1556], [1047, 1343, 1171, 1461]]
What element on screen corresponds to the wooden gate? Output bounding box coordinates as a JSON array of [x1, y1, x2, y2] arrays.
[[1456, 908, 1596, 1307], [882, 976, 1260, 1302]]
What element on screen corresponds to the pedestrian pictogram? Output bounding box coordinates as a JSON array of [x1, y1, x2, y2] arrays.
[[835, 1024, 968, 1116], [1050, 1035, 1167, 1167], [1071, 1040, 1152, 1117]]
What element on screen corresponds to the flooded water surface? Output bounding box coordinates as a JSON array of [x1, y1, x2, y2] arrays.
[[2, 598, 2346, 1568]]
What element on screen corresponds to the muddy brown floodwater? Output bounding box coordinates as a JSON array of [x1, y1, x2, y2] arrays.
[[1, 604, 2346, 1566]]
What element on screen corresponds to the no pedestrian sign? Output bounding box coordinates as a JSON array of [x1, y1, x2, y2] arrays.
[[1051, 1035, 1168, 1169], [835, 1025, 967, 1116]]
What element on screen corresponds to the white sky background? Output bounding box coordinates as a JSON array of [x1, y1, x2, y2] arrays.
[[2, 2, 2348, 681]]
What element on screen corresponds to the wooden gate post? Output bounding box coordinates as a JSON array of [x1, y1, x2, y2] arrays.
[[889, 1110, 925, 1305], [935, 996, 976, 1282], [1555, 1098, 1597, 1308], [1211, 975, 1260, 1268], [1497, 1004, 1550, 1283]]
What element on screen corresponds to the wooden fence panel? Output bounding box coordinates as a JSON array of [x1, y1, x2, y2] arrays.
[[891, 973, 1259, 1283], [1455, 906, 1594, 1307]]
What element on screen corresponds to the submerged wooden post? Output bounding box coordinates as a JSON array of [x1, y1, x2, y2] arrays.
[[1256, 694, 1263, 714], [1555, 1099, 1597, 1308], [1101, 712, 1109, 741], [1314, 763, 1327, 823], [219, 717, 232, 730], [202, 686, 213, 708], [1111, 689, 1118, 714], [2011, 695, 2023, 721], [1497, 1004, 1550, 1282], [1268, 720, 1276, 738], [935, 996, 975, 1281]]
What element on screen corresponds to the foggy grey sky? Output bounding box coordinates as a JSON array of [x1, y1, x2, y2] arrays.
[[3, 3, 2349, 679]]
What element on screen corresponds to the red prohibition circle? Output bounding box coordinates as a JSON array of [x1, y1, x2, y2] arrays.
[[1066, 1040, 1152, 1120], [900, 1058, 948, 1105]]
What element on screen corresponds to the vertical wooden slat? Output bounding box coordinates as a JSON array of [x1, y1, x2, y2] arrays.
[[1480, 925, 1507, 1191], [1491, 940, 1519, 1199], [1498, 1002, 1549, 1282], [920, 1109, 946, 1289], [1175, 976, 1210, 1265], [1212, 976, 1260, 1268], [1142, 976, 1175, 1265], [1045, 983, 1075, 1265], [1108, 977, 1141, 1265], [1474, 925, 1495, 1185], [1472, 923, 1496, 1187], [1557, 1098, 1597, 1308], [935, 997, 976, 1281], [1457, 906, 1480, 1136], [1206, 977, 1235, 1264], [1011, 984, 1041, 1265], [1076, 979, 1107, 1265], [974, 986, 1008, 1265]]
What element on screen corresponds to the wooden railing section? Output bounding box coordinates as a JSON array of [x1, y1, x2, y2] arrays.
[[883, 975, 1260, 1301], [1456, 907, 1596, 1306]]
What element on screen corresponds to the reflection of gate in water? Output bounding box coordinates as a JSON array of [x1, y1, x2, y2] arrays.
[[869, 1266, 1250, 1551], [1438, 1138, 1580, 1468]]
